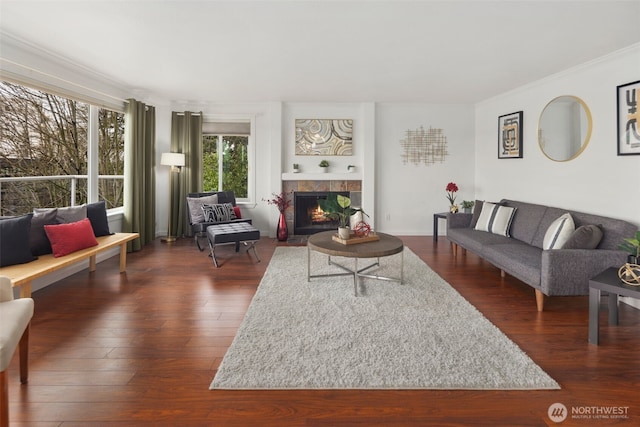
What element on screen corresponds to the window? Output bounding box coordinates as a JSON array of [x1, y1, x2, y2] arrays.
[[202, 121, 251, 200], [0, 81, 124, 215]]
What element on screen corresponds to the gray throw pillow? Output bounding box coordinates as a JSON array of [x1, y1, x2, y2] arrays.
[[187, 194, 218, 224], [35, 205, 87, 224], [562, 224, 604, 250]]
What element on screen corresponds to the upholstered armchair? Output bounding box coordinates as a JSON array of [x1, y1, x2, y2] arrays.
[[186, 191, 252, 251], [0, 276, 34, 427]]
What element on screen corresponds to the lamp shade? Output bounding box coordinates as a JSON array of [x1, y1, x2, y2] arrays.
[[160, 152, 185, 167]]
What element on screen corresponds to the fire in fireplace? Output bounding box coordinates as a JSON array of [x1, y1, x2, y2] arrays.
[[294, 191, 349, 235]]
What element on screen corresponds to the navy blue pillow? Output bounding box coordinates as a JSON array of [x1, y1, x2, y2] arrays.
[[86, 201, 112, 237], [0, 213, 37, 267]]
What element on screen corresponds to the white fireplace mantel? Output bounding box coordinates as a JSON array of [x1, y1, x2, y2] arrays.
[[281, 172, 362, 181]]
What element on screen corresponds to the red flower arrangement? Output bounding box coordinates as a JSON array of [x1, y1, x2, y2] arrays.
[[264, 191, 292, 213], [445, 182, 459, 205]]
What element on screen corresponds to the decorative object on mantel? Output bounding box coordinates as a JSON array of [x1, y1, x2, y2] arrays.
[[399, 125, 448, 166], [618, 230, 640, 265], [616, 80, 640, 156], [618, 263, 640, 286], [445, 182, 459, 213], [461, 200, 475, 213], [295, 119, 353, 156], [318, 159, 329, 173], [498, 111, 523, 159], [292, 163, 300, 173], [264, 192, 292, 242], [318, 194, 367, 240]]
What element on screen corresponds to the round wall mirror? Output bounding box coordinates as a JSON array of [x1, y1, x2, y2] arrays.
[[538, 96, 592, 162]]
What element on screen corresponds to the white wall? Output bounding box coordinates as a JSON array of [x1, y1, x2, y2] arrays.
[[474, 44, 640, 227], [375, 103, 476, 235]]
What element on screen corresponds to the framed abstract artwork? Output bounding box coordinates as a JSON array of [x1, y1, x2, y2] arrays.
[[498, 111, 523, 159], [617, 80, 640, 156], [295, 119, 353, 156]]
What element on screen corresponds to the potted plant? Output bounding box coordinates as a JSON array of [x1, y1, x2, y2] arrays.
[[445, 182, 459, 213], [318, 194, 367, 240], [461, 200, 475, 213], [293, 163, 300, 173], [619, 230, 640, 265], [319, 159, 329, 172]]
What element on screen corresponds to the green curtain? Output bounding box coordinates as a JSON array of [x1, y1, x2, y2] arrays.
[[170, 111, 203, 237], [123, 99, 156, 251]]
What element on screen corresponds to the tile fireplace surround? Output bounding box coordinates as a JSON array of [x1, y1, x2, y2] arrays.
[[282, 178, 362, 236]]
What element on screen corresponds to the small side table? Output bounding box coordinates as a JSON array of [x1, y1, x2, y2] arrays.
[[588, 267, 640, 345], [433, 212, 448, 242]]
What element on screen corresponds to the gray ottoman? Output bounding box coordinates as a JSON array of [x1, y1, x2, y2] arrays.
[[206, 223, 260, 267]]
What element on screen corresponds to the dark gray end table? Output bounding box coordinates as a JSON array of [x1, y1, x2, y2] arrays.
[[433, 212, 448, 242], [589, 267, 640, 345]]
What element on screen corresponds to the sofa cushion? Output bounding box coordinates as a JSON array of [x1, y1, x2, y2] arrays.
[[202, 203, 237, 223], [45, 218, 99, 257], [187, 194, 218, 224], [447, 228, 513, 255], [543, 213, 575, 250], [562, 224, 604, 250], [483, 243, 542, 287], [86, 201, 112, 237], [0, 214, 37, 267], [29, 209, 59, 256], [474, 202, 517, 237]]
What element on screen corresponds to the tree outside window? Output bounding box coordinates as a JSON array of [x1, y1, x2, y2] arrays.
[[0, 81, 124, 215], [203, 134, 248, 198]]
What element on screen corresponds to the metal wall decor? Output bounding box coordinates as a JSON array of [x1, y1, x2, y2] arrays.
[[295, 119, 353, 155], [498, 111, 523, 159], [399, 126, 449, 166], [617, 80, 640, 156]]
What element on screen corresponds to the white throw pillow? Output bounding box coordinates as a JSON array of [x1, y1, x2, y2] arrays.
[[473, 202, 517, 236], [543, 213, 575, 250]]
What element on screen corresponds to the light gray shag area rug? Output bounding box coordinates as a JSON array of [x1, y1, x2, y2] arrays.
[[210, 247, 560, 390]]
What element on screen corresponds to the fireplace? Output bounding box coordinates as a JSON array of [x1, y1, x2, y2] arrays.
[[294, 191, 349, 235]]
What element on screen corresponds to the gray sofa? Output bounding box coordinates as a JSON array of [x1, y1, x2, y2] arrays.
[[446, 199, 636, 311]]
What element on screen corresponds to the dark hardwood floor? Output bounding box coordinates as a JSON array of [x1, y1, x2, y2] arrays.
[[5, 236, 640, 426]]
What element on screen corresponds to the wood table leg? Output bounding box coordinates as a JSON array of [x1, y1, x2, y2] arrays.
[[608, 292, 619, 326], [89, 254, 97, 272], [19, 281, 32, 298], [119, 243, 127, 273]]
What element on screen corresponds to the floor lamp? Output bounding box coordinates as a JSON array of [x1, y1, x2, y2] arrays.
[[160, 152, 185, 243]]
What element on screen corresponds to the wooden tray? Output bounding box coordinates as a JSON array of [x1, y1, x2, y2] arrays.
[[332, 233, 380, 245]]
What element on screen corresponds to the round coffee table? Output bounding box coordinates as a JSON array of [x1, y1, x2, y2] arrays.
[[307, 231, 404, 296]]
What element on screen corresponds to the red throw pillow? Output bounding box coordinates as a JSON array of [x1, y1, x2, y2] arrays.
[[44, 218, 99, 257], [233, 206, 242, 219]]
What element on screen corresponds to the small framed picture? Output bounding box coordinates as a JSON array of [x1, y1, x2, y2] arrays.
[[617, 80, 640, 156], [498, 111, 523, 159]]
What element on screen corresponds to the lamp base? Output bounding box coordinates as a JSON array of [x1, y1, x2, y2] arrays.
[[161, 236, 178, 243]]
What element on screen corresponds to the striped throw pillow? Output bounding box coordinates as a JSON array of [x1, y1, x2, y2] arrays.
[[202, 203, 237, 223], [543, 213, 575, 250], [473, 202, 517, 236]]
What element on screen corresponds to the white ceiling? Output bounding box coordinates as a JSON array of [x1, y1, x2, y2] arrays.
[[1, 0, 639, 104]]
